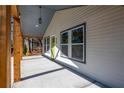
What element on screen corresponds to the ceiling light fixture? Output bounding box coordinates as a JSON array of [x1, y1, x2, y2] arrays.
[[39, 6, 42, 24], [35, 24, 39, 27]]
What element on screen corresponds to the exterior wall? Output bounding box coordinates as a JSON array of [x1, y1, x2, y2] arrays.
[[43, 6, 124, 87]]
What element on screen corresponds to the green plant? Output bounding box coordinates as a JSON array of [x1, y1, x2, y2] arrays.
[[23, 45, 27, 55]]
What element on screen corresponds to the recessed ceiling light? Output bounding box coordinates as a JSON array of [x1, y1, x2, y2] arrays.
[[35, 25, 39, 27]]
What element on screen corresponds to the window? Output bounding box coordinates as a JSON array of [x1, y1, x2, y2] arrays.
[[61, 32, 68, 44], [72, 45, 83, 60], [44, 38, 46, 53], [44, 36, 50, 53], [60, 23, 86, 63], [60, 32, 68, 57], [72, 27, 83, 43], [71, 27, 84, 61], [46, 37, 50, 52]]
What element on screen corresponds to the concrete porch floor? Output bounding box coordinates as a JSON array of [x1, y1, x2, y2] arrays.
[[12, 55, 106, 88]]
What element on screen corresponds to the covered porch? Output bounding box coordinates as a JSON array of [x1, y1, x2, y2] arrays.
[[12, 55, 106, 88], [0, 5, 124, 88]]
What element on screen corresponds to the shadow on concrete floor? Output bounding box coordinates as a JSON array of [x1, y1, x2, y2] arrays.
[[21, 67, 64, 81]]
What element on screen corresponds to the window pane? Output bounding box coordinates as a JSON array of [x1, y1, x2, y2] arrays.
[[72, 27, 83, 43], [47, 37, 50, 52], [44, 38, 46, 45], [61, 32, 68, 44], [44, 38, 47, 52], [61, 45, 68, 57], [44, 45, 46, 52], [47, 37, 50, 44], [47, 45, 50, 51], [72, 45, 83, 60]]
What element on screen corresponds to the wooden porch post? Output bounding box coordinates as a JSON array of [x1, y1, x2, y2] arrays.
[[0, 5, 11, 88], [13, 17, 21, 82], [12, 5, 22, 82]]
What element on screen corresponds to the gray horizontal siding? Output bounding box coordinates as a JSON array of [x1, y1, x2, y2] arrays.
[[43, 6, 124, 87]]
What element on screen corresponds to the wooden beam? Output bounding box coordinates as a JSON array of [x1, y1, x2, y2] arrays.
[[11, 5, 19, 18], [0, 5, 11, 88]]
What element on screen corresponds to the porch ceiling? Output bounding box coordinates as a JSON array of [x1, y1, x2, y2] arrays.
[[19, 5, 79, 37]]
